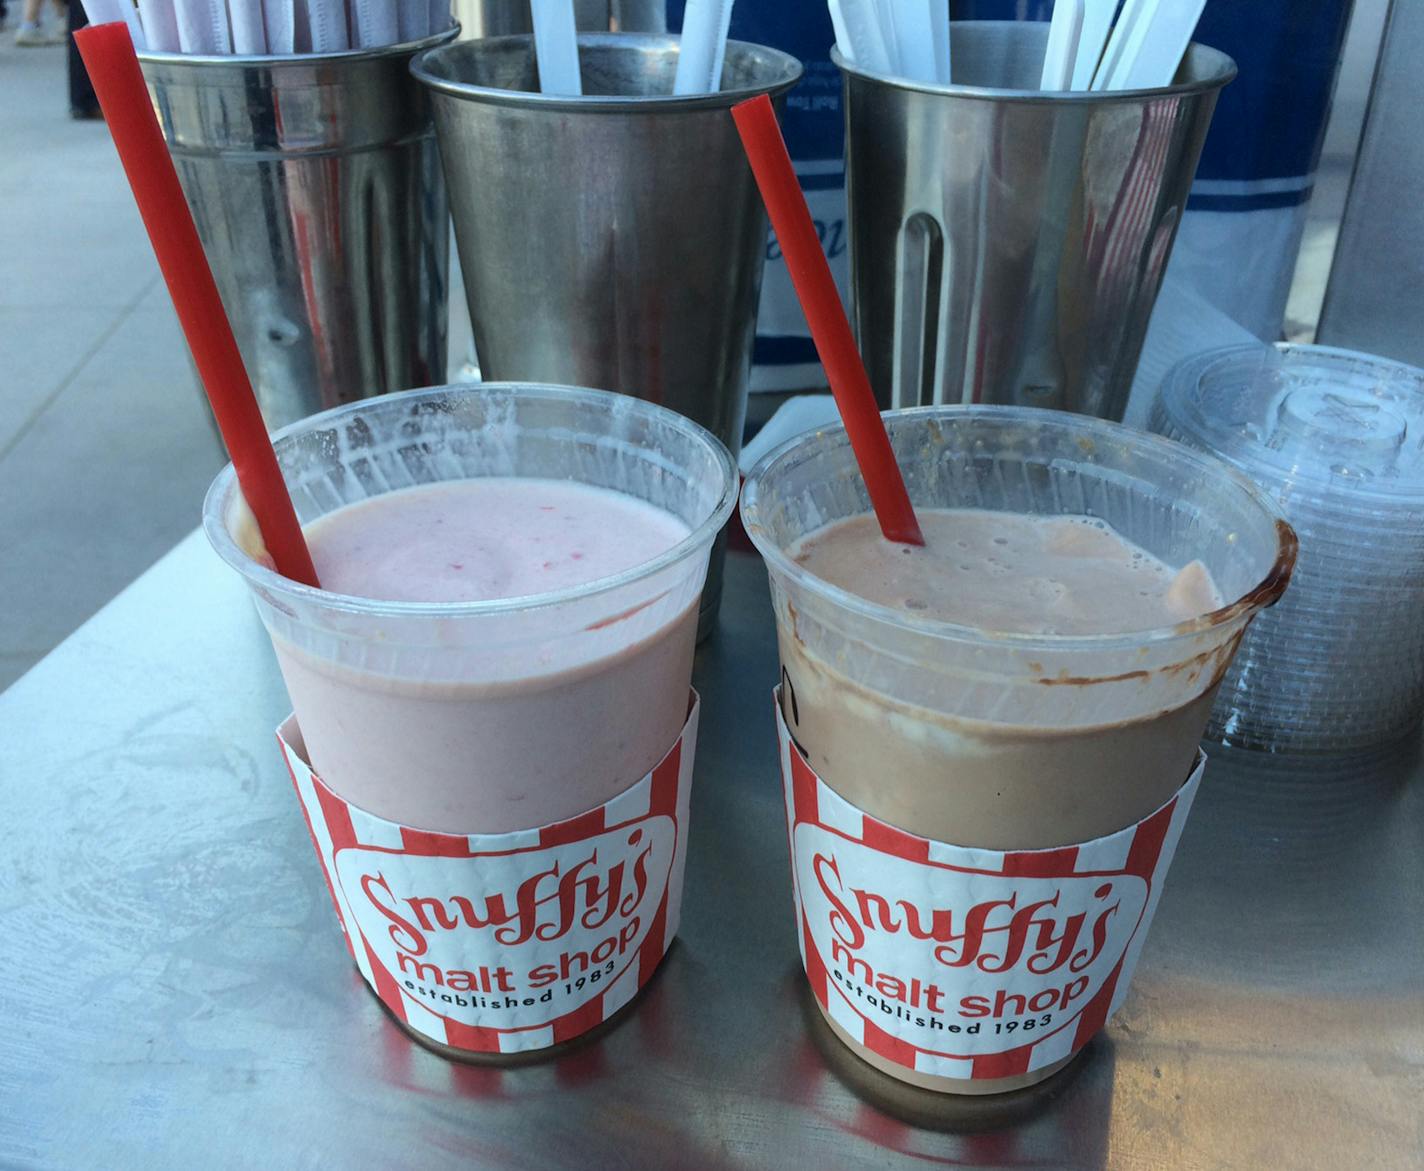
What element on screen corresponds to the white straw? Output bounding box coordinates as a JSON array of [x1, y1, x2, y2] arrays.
[[174, 0, 227, 52], [530, 0, 582, 95], [136, 0, 180, 51], [82, 0, 150, 46], [228, 0, 268, 52], [881, 0, 939, 85], [929, 0, 950, 84], [871, 0, 896, 70], [829, 0, 892, 74], [1113, 0, 1206, 89], [1090, 0, 1149, 90], [1071, 0, 1117, 90], [79, 0, 124, 21], [673, 0, 735, 96], [1039, 0, 1084, 91], [828, 0, 856, 63], [1097, 0, 1163, 89], [262, 0, 295, 51], [349, 0, 398, 48]]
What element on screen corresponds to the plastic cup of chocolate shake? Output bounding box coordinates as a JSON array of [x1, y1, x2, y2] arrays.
[[742, 405, 1295, 1095]]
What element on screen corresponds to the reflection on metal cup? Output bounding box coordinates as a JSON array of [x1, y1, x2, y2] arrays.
[[139, 30, 457, 430], [413, 34, 802, 636]]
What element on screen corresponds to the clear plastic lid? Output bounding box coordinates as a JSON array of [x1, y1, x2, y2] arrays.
[[1154, 343, 1424, 500], [1151, 343, 1424, 752]]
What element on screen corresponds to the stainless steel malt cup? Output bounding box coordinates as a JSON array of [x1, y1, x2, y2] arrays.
[[841, 21, 1234, 421], [412, 34, 802, 635], [140, 29, 457, 430]]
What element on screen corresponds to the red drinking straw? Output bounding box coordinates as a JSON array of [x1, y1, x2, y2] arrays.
[[75, 22, 321, 588], [731, 94, 924, 547]]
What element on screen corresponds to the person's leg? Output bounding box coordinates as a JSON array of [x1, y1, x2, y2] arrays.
[[15, 0, 46, 44]]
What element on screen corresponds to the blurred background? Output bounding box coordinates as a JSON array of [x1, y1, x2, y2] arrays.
[[0, 0, 1406, 689]]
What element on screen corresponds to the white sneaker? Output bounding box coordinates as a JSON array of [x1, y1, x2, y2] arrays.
[[14, 22, 46, 45]]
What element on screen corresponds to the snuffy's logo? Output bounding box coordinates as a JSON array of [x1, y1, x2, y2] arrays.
[[335, 819, 675, 1026]]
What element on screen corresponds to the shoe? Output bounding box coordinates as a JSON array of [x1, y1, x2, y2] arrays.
[[14, 23, 46, 45], [47, 19, 67, 42]]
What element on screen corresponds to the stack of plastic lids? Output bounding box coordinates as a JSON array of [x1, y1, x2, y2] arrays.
[[1151, 342, 1424, 753]]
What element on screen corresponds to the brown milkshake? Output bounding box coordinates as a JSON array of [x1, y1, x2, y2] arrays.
[[779, 510, 1222, 850]]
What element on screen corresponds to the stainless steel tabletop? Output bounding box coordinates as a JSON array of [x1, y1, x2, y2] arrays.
[[2, 534, 1420, 1169]]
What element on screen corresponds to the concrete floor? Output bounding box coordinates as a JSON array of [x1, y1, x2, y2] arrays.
[[0, 4, 1389, 693], [0, 30, 224, 691]]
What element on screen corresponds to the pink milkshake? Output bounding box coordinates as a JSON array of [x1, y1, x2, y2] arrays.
[[274, 478, 696, 831], [206, 384, 738, 833]]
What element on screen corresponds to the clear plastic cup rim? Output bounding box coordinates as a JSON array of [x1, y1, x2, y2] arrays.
[[739, 404, 1297, 652], [203, 384, 739, 620]]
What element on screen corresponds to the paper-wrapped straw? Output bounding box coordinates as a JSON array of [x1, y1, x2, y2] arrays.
[[530, 0, 581, 95], [263, 0, 296, 52], [80, 0, 148, 49], [397, 0, 428, 43], [136, 0, 180, 51], [732, 95, 924, 547], [174, 0, 230, 52], [120, 0, 451, 57], [228, 0, 268, 53], [303, 0, 349, 52], [427, 0, 450, 37], [673, 0, 735, 96], [349, 0, 397, 49], [74, 21, 320, 586]]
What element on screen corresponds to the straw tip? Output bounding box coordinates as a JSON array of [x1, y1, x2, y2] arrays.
[[887, 524, 926, 547]]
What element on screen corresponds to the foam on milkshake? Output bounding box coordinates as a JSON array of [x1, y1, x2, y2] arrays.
[[776, 509, 1227, 852], [789, 510, 1221, 636], [270, 478, 696, 833], [304, 478, 690, 605]]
